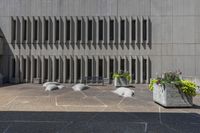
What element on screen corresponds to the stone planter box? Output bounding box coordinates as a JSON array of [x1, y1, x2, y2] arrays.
[[33, 78, 41, 84], [114, 77, 128, 87], [153, 83, 193, 107]]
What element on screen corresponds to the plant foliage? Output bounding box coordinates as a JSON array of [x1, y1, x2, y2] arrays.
[[149, 71, 197, 96], [112, 71, 131, 81]]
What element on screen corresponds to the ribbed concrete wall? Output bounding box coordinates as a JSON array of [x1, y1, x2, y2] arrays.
[[0, 0, 200, 83]]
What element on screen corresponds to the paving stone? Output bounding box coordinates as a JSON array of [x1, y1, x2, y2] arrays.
[[0, 122, 11, 133], [6, 122, 70, 133], [60, 122, 146, 133], [147, 123, 178, 133], [96, 91, 123, 106], [0, 84, 199, 132]]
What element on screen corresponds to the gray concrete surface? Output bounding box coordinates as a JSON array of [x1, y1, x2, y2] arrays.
[[0, 84, 199, 133]]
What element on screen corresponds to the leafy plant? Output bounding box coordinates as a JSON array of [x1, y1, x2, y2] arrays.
[[149, 79, 158, 91], [112, 71, 131, 81], [179, 80, 197, 96], [149, 71, 197, 96]]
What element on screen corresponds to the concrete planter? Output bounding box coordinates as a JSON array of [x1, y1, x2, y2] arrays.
[[33, 78, 41, 84], [153, 83, 193, 107], [114, 77, 128, 87]]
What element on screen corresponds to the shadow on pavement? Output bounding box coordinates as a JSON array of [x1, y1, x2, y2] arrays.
[[0, 111, 199, 133]]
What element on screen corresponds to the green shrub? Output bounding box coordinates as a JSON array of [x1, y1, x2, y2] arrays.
[[179, 80, 197, 96], [149, 79, 158, 91], [112, 72, 131, 81], [149, 71, 197, 96]]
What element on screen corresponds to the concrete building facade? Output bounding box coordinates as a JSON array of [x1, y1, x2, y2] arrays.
[[0, 0, 200, 84]]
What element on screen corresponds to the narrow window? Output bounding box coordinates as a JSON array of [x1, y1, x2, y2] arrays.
[[34, 59, 37, 78], [88, 20, 93, 41], [132, 20, 136, 41], [34, 20, 38, 41], [77, 59, 81, 80], [45, 20, 48, 41], [110, 20, 114, 41], [12, 19, 16, 41], [120, 59, 125, 72], [66, 59, 70, 80], [99, 59, 103, 78], [66, 20, 71, 41], [88, 59, 92, 77], [121, 20, 125, 41], [143, 59, 147, 80], [23, 58, 26, 80], [109, 59, 114, 79], [132, 59, 136, 80], [44, 59, 48, 80], [55, 20, 59, 41], [99, 20, 103, 41], [77, 20, 82, 41], [12, 59, 16, 78], [23, 20, 27, 41], [143, 19, 147, 41], [55, 59, 59, 80]]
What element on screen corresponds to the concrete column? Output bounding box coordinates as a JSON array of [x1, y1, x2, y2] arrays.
[[85, 17, 88, 44], [147, 56, 150, 83], [116, 17, 120, 44], [59, 56, 63, 82], [30, 56, 34, 83], [92, 56, 95, 77], [48, 56, 51, 82], [118, 56, 121, 73], [15, 56, 20, 83], [42, 17, 45, 43], [74, 56, 77, 83], [107, 56, 110, 80], [41, 56, 45, 83], [26, 56, 29, 82], [96, 56, 99, 78], [16, 17, 20, 44], [147, 17, 149, 44], [53, 17, 56, 43], [74, 17, 77, 43], [140, 17, 143, 44], [129, 56, 132, 83], [128, 17, 131, 44], [70, 56, 74, 83], [106, 17, 109, 44], [63, 17, 67, 43], [114, 56, 117, 73], [37, 56, 41, 79], [19, 56, 23, 82], [85, 56, 88, 78], [140, 56, 143, 84], [136, 17, 139, 44], [20, 17, 23, 44], [52, 56, 56, 81], [94, 17, 98, 44], [63, 56, 66, 83], [135, 56, 138, 84], [125, 57, 128, 72], [81, 56, 84, 83], [103, 57, 106, 78], [59, 17, 62, 44]]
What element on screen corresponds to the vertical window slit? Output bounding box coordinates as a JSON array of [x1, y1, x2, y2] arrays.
[[110, 20, 114, 41], [77, 20, 82, 41], [66, 20, 71, 41], [121, 20, 125, 41], [99, 20, 103, 41]]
